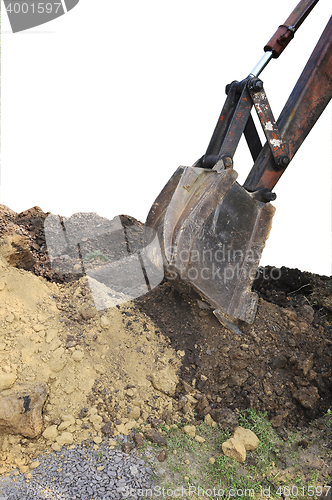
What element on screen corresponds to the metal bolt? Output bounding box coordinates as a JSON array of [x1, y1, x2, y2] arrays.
[[223, 157, 233, 168], [278, 155, 290, 167], [250, 78, 264, 93]]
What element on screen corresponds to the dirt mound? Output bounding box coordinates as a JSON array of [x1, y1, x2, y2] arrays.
[[0, 204, 331, 476]]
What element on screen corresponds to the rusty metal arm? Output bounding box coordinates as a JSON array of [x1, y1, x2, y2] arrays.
[[244, 15, 332, 193]]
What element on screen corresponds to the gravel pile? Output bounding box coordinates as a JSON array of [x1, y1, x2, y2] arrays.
[[0, 438, 155, 500]]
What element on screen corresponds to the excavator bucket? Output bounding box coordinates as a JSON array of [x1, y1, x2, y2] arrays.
[[145, 165, 275, 324], [144, 5, 332, 326]]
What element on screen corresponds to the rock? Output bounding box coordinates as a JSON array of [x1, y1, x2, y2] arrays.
[[72, 350, 84, 362], [100, 316, 110, 329], [284, 309, 298, 322], [79, 305, 97, 320], [0, 382, 49, 438], [0, 373, 17, 392], [298, 322, 309, 333], [29, 461, 40, 470], [233, 427, 259, 451], [298, 356, 314, 377], [42, 425, 58, 441], [194, 435, 206, 443], [161, 409, 172, 425], [292, 386, 320, 409], [270, 415, 284, 428], [123, 442, 134, 453], [93, 436, 102, 444], [56, 432, 74, 447], [263, 380, 273, 396], [195, 395, 209, 414], [145, 429, 167, 446], [58, 414, 75, 431], [133, 433, 144, 448], [181, 380, 194, 393], [45, 329, 58, 343], [150, 418, 163, 428], [204, 414, 217, 427], [79, 408, 88, 419], [157, 450, 168, 462], [209, 457, 215, 464], [183, 425, 196, 438], [100, 421, 113, 435], [150, 369, 178, 396], [222, 437, 246, 463], [301, 305, 315, 324], [209, 408, 239, 430], [128, 406, 141, 420], [270, 354, 287, 370], [228, 370, 249, 387]]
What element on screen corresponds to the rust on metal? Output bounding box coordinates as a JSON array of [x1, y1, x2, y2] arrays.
[[264, 0, 320, 57], [245, 15, 332, 192]]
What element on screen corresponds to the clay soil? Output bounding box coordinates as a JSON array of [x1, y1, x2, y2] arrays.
[[0, 204, 331, 481]]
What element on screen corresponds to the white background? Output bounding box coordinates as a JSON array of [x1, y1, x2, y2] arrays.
[[2, 0, 332, 275]]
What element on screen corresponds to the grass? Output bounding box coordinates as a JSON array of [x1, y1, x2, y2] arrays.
[[146, 409, 332, 499], [84, 249, 109, 262]]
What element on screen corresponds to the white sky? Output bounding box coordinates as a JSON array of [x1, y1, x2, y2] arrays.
[[1, 0, 331, 275]]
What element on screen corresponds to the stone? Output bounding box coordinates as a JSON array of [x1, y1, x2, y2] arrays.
[[157, 450, 168, 462], [93, 436, 102, 444], [270, 354, 287, 370], [182, 380, 194, 393], [183, 425, 196, 438], [101, 421, 113, 435], [42, 425, 58, 441], [301, 305, 315, 324], [0, 373, 17, 392], [100, 316, 110, 329], [284, 309, 298, 322], [270, 415, 284, 428], [0, 382, 49, 438], [298, 357, 314, 377], [29, 461, 40, 470], [228, 370, 249, 387], [209, 457, 215, 464], [150, 369, 179, 396], [145, 429, 167, 446], [45, 329, 58, 343], [79, 305, 97, 320], [128, 406, 141, 420], [204, 414, 217, 427], [72, 350, 84, 362], [233, 427, 260, 451], [209, 408, 239, 430], [194, 435, 206, 443], [133, 433, 144, 448], [122, 442, 134, 453], [292, 386, 320, 409], [56, 432, 74, 447], [222, 437, 246, 463], [195, 395, 209, 414]]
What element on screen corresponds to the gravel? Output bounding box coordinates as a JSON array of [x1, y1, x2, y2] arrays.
[[0, 438, 155, 499]]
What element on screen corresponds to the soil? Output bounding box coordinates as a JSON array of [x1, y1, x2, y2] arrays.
[[0, 204, 331, 479]]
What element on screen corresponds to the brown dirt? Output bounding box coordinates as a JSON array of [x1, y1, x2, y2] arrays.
[[0, 204, 331, 477]]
